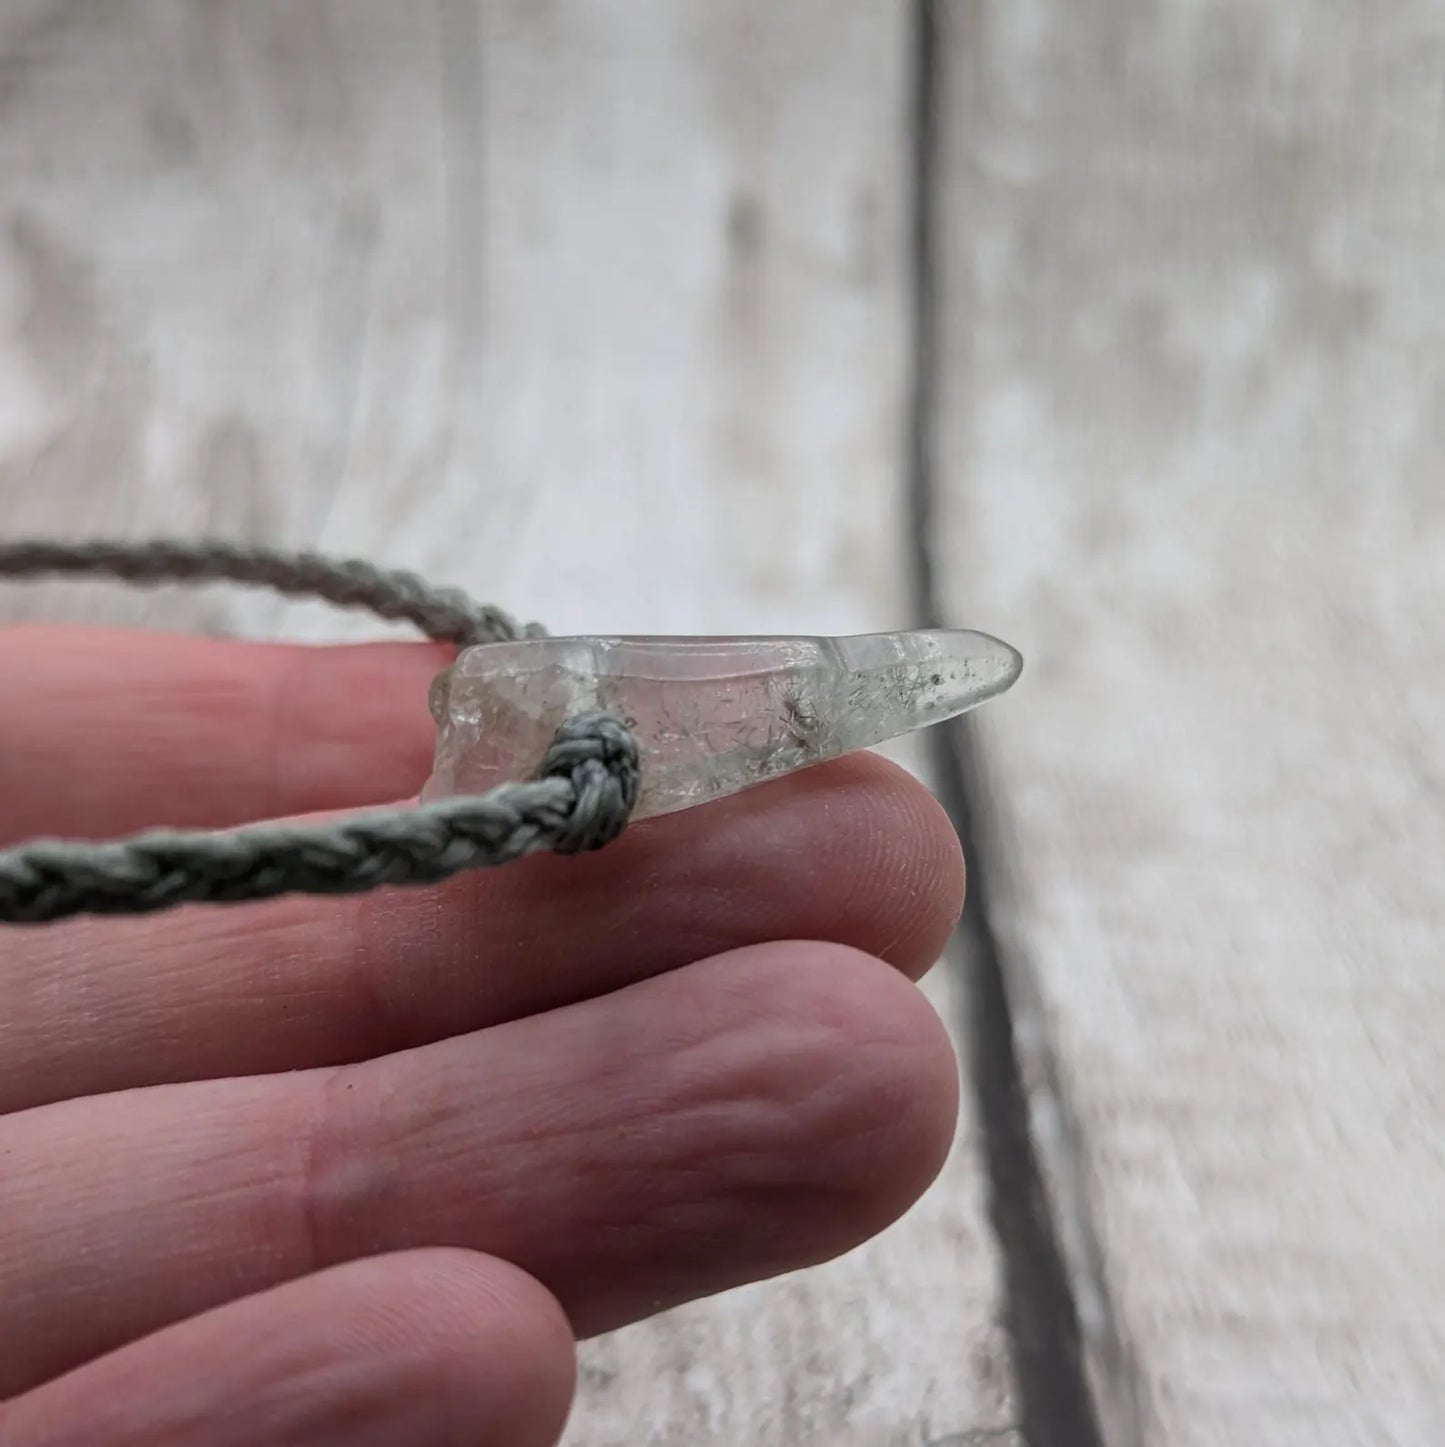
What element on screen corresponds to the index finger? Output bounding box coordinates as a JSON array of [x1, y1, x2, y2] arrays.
[[0, 625, 451, 846]]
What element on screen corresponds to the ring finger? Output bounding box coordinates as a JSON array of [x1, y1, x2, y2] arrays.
[[0, 942, 959, 1397]]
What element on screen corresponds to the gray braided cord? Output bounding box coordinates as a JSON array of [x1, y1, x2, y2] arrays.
[[0, 538, 545, 645], [0, 540, 638, 925], [0, 713, 640, 924]]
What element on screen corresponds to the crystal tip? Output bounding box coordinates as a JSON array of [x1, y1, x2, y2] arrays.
[[930, 628, 1023, 700], [977, 631, 1024, 693]]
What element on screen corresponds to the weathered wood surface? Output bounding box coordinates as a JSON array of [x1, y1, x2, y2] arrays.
[[933, 3, 1445, 1444], [0, 4, 1016, 1444], [17, 3, 1441, 1442]]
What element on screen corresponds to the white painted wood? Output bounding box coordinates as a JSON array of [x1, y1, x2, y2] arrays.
[[934, 3, 1445, 1443], [0, 5, 1014, 1442]]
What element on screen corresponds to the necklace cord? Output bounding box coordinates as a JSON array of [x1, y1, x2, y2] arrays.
[[0, 540, 639, 924]]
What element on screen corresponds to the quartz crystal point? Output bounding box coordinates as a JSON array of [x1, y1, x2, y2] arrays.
[[423, 630, 1022, 820]]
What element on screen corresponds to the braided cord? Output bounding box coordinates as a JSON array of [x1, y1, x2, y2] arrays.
[[0, 540, 638, 924], [0, 538, 544, 646]]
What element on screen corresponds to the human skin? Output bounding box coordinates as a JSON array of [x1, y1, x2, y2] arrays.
[[0, 626, 965, 1447]]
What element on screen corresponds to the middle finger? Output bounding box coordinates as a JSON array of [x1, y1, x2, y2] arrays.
[[0, 753, 963, 1114]]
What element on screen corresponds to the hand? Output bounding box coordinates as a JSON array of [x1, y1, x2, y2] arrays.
[[0, 625, 964, 1446]]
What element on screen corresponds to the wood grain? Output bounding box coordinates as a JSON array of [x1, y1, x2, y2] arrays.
[[0, 5, 1014, 1443], [932, 2, 1445, 1443]]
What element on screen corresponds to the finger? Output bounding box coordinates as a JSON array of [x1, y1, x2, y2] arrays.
[[2, 752, 964, 1113], [0, 1250, 575, 1447], [0, 625, 449, 845], [0, 943, 959, 1396]]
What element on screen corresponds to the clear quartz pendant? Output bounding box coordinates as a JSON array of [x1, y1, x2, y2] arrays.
[[423, 630, 1022, 820]]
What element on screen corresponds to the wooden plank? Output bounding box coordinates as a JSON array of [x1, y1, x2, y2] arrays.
[[0, 4, 1017, 1442], [932, 2, 1445, 1443]]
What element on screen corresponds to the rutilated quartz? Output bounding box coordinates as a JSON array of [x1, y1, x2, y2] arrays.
[[423, 630, 1023, 819]]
